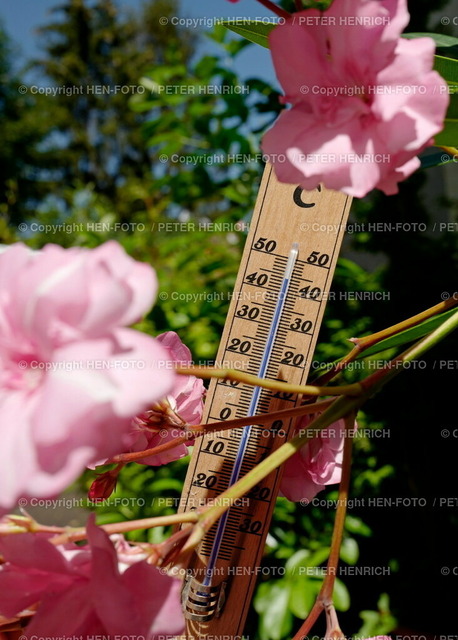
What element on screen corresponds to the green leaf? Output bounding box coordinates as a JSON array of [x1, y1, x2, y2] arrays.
[[403, 34, 458, 80], [359, 308, 457, 359], [289, 576, 319, 619], [254, 582, 273, 614], [148, 477, 183, 493], [222, 23, 458, 105], [345, 515, 372, 537], [435, 119, 458, 147], [358, 593, 397, 636], [420, 150, 455, 169], [340, 537, 359, 565], [333, 578, 351, 611], [434, 55, 458, 87], [285, 549, 311, 573], [285, 547, 330, 574], [403, 32, 458, 51], [223, 20, 274, 49], [254, 582, 293, 640]]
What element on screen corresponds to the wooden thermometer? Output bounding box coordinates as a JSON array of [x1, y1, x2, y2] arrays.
[[179, 164, 352, 639]]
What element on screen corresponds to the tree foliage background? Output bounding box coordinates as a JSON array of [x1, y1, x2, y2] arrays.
[[0, 0, 457, 637]]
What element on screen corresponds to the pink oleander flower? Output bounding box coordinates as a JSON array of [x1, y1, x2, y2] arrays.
[[262, 0, 449, 197], [128, 331, 205, 466], [0, 517, 184, 638], [280, 415, 356, 502], [0, 242, 175, 511]]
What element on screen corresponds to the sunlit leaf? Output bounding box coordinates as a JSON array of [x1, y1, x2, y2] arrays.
[[340, 537, 359, 565], [223, 20, 273, 49], [359, 308, 457, 359], [254, 582, 294, 640], [420, 150, 455, 169], [333, 578, 351, 611], [403, 32, 458, 56], [289, 577, 319, 618]]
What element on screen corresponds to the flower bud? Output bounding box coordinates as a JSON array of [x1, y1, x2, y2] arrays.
[[88, 468, 120, 501]]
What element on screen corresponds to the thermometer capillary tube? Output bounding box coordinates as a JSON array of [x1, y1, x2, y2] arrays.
[[202, 242, 299, 587]]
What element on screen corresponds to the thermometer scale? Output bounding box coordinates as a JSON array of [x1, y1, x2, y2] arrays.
[[179, 165, 352, 639]]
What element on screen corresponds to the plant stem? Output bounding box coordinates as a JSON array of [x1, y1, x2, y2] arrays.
[[108, 399, 334, 464], [110, 434, 189, 464], [49, 512, 198, 545], [291, 417, 354, 640], [293, 600, 323, 639], [176, 366, 362, 397], [256, 0, 291, 19], [438, 145, 458, 157], [187, 398, 334, 432], [320, 419, 353, 603]]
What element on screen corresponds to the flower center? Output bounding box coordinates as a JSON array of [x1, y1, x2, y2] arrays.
[[2, 356, 45, 392]]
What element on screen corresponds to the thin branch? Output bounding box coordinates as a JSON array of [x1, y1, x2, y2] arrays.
[[107, 399, 334, 465], [256, 0, 291, 19], [176, 366, 362, 397], [49, 512, 198, 545]]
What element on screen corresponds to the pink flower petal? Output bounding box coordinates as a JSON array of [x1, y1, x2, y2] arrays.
[[0, 518, 184, 638], [280, 418, 354, 503]]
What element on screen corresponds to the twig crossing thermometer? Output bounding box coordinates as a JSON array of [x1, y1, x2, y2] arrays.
[[179, 164, 352, 638]]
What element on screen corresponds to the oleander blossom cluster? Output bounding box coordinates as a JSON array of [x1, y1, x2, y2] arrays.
[[280, 416, 356, 502], [262, 0, 449, 196], [127, 330, 205, 466], [0, 241, 177, 512], [0, 517, 184, 638], [89, 330, 205, 500]]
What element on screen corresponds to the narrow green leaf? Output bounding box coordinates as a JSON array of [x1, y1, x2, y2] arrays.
[[403, 32, 458, 49], [420, 151, 455, 169], [403, 33, 458, 64], [434, 91, 458, 146], [435, 121, 458, 147], [359, 308, 457, 359], [434, 55, 458, 87], [223, 25, 458, 72], [222, 20, 274, 49]]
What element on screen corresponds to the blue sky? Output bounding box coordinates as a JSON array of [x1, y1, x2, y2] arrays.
[[3, 0, 458, 86], [0, 0, 279, 86]]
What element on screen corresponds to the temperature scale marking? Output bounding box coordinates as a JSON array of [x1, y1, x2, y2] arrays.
[[179, 165, 352, 639]]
